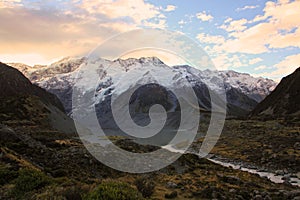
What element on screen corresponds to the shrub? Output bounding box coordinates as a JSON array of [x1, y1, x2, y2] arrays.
[[12, 169, 52, 197], [135, 177, 155, 198], [29, 184, 89, 200], [52, 169, 67, 178], [84, 181, 143, 200], [0, 167, 18, 185], [61, 185, 90, 200], [165, 191, 177, 199]]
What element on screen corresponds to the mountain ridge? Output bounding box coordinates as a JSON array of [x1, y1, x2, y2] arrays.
[[7, 57, 277, 117]]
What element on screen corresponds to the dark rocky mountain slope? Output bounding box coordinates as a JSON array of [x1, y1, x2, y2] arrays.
[[0, 63, 75, 133], [251, 67, 300, 118], [0, 62, 64, 111]]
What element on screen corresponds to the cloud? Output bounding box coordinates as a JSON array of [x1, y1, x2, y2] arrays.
[[254, 53, 300, 80], [197, 33, 225, 45], [0, 0, 22, 8], [212, 53, 245, 70], [254, 65, 267, 71], [79, 0, 162, 25], [224, 17, 233, 24], [0, 53, 56, 66], [0, 0, 166, 64], [220, 0, 300, 54], [196, 11, 213, 22], [221, 22, 275, 54], [197, 0, 300, 78], [164, 5, 176, 12], [178, 20, 187, 25], [219, 18, 248, 32], [268, 27, 300, 49], [201, 45, 247, 70], [142, 19, 166, 29], [273, 54, 300, 76], [236, 5, 259, 12], [249, 58, 263, 65], [196, 32, 248, 70], [0, 7, 118, 57]]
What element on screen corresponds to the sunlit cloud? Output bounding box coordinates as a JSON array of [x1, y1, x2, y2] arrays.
[[164, 5, 177, 12], [197, 33, 225, 45], [219, 18, 248, 33], [196, 11, 213, 22], [0, 0, 166, 65], [254, 53, 300, 80], [236, 5, 259, 12], [0, 53, 55, 66], [273, 54, 300, 77], [0, 0, 22, 8], [79, 0, 161, 25], [221, 0, 300, 54], [195, 0, 300, 79]]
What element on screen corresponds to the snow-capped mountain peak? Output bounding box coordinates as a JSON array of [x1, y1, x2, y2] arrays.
[[8, 57, 277, 116]]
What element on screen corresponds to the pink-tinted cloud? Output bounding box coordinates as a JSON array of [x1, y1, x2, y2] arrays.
[[164, 5, 177, 12], [0, 0, 166, 64]]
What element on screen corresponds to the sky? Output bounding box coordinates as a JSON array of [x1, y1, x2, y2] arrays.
[[0, 0, 299, 81]]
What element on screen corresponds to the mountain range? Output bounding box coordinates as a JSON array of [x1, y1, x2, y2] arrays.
[[8, 57, 277, 118]]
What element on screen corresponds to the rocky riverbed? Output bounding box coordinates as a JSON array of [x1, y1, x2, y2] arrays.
[[208, 155, 300, 187]]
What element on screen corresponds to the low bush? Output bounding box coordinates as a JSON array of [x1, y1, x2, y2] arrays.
[[84, 181, 143, 200], [134, 177, 155, 198], [12, 169, 52, 197], [0, 166, 18, 185]]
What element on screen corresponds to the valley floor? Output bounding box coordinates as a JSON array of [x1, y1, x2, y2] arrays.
[[210, 119, 300, 175], [0, 119, 300, 199]]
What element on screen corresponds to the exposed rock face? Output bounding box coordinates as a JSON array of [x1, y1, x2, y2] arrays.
[[251, 67, 300, 118]]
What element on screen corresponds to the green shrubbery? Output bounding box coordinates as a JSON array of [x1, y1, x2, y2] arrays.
[[12, 169, 52, 198], [84, 181, 143, 200], [0, 166, 18, 185], [134, 177, 155, 198]]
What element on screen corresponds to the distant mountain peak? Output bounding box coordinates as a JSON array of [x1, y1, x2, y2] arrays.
[[114, 57, 165, 65]]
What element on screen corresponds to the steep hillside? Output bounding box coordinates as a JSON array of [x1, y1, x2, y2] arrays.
[[0, 62, 64, 111], [251, 67, 300, 118], [0, 63, 75, 133]]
